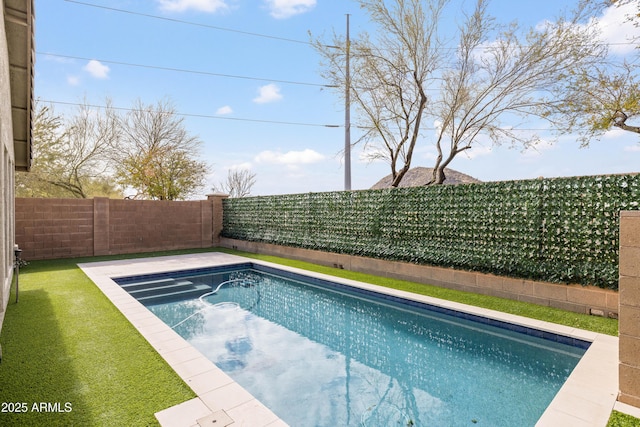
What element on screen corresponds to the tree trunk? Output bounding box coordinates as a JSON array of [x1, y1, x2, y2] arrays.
[[613, 111, 640, 134], [433, 167, 446, 184], [391, 163, 411, 187]]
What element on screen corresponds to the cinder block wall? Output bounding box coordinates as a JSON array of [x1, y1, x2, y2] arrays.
[[14, 195, 227, 260], [15, 198, 94, 260], [220, 237, 619, 317], [102, 199, 211, 256], [620, 211, 640, 407], [13, 195, 623, 320]]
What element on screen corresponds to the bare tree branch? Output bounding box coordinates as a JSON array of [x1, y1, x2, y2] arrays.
[[314, 0, 605, 186], [16, 100, 121, 198], [112, 99, 209, 200], [213, 169, 257, 198]]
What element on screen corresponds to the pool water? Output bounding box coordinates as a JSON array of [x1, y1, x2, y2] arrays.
[[123, 266, 587, 427]]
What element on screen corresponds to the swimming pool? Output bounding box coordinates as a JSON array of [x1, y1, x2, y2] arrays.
[[114, 262, 588, 427]]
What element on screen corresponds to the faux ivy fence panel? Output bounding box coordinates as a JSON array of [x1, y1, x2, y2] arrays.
[[222, 174, 640, 289]]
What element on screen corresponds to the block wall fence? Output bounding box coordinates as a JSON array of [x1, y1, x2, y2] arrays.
[[12, 197, 640, 409], [14, 195, 227, 260], [14, 194, 624, 318]]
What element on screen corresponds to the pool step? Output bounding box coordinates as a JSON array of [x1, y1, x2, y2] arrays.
[[127, 280, 198, 298], [137, 283, 211, 305], [120, 278, 175, 292], [121, 278, 212, 305]]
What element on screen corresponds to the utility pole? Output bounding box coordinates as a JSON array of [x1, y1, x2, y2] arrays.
[[344, 13, 351, 191]]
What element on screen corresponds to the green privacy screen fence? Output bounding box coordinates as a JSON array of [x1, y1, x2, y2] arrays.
[[222, 174, 640, 290]]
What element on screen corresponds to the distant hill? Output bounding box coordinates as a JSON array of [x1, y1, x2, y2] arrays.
[[371, 167, 482, 189]]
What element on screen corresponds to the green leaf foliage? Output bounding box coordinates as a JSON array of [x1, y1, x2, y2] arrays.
[[222, 174, 640, 290]]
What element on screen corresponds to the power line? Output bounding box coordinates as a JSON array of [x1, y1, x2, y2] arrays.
[[42, 100, 599, 132], [64, 0, 313, 46], [37, 52, 335, 88], [65, 0, 640, 58], [42, 99, 341, 128]]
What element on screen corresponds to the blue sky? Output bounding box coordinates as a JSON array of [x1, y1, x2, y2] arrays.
[[34, 0, 640, 197]]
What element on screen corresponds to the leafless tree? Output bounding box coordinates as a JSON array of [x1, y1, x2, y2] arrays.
[[314, 0, 605, 185], [315, 0, 447, 187], [16, 100, 120, 198], [213, 169, 257, 198]]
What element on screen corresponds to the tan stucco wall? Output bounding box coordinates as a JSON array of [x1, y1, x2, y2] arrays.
[[0, 0, 16, 338], [619, 211, 640, 407]]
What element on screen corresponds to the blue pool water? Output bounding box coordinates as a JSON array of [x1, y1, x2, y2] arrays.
[[115, 264, 588, 427]]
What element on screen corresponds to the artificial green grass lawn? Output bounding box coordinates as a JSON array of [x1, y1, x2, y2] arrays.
[[609, 411, 640, 427], [0, 255, 196, 426], [0, 248, 629, 426]]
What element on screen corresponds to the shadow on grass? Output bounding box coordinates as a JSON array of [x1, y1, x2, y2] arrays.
[[0, 289, 90, 426]]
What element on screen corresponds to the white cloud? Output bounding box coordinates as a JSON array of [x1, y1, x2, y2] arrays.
[[518, 139, 555, 163], [67, 75, 80, 86], [216, 105, 233, 115], [264, 0, 316, 19], [624, 145, 640, 152], [83, 60, 110, 79], [157, 0, 229, 13], [603, 127, 629, 140], [253, 84, 283, 104], [594, 1, 640, 56], [228, 162, 253, 170], [255, 148, 325, 165], [462, 144, 492, 160]]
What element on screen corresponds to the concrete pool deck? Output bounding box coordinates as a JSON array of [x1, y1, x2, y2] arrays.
[[80, 252, 621, 427]]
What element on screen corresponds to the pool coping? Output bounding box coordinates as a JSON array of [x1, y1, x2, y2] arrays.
[[79, 252, 619, 427]]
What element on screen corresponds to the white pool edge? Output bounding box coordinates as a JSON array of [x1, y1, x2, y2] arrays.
[[79, 252, 619, 427]]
